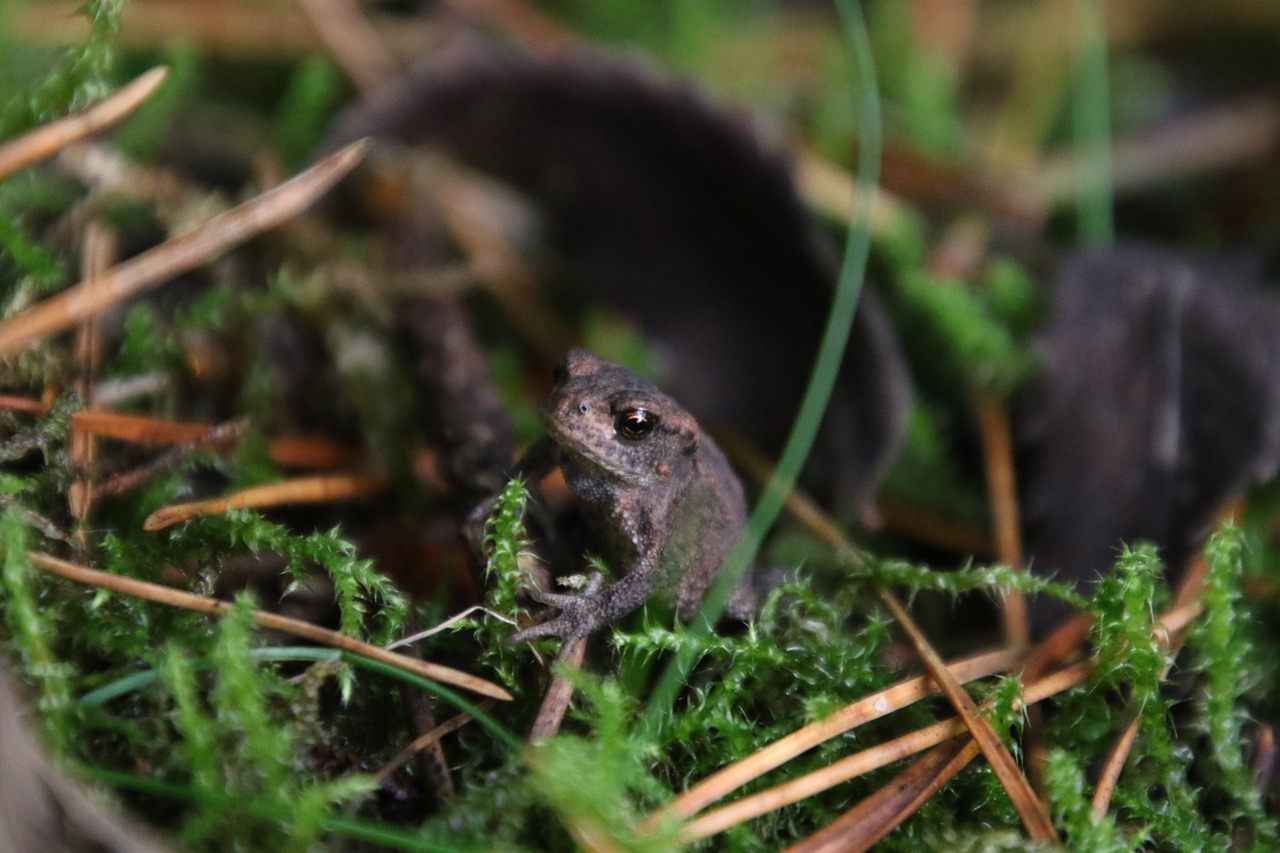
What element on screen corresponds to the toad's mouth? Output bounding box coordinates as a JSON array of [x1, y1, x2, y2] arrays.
[[544, 418, 647, 484]]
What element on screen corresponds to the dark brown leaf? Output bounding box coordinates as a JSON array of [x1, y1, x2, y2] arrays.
[[1022, 246, 1280, 627], [326, 36, 912, 521]]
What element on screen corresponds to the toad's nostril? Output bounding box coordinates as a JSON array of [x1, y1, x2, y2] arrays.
[[577, 402, 590, 415]]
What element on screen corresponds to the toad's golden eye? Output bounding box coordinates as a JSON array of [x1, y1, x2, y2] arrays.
[[616, 408, 657, 440]]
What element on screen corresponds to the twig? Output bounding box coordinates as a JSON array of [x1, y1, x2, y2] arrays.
[[723, 601, 1204, 847], [1030, 95, 1280, 204], [0, 67, 168, 180], [439, 0, 575, 54], [875, 496, 995, 556], [26, 551, 512, 701], [0, 395, 48, 415], [793, 146, 909, 238], [527, 636, 588, 743], [1087, 605, 1202, 820], [12, 0, 440, 63], [142, 474, 389, 531], [1254, 726, 1276, 794], [0, 139, 369, 356]]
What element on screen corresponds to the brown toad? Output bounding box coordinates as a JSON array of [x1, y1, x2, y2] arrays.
[[507, 348, 761, 643]]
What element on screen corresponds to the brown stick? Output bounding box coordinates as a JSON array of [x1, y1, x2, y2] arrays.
[[0, 395, 49, 415], [527, 636, 588, 743], [27, 551, 512, 701], [0, 139, 368, 356], [142, 474, 389, 531], [0, 67, 168, 180], [875, 496, 995, 557]]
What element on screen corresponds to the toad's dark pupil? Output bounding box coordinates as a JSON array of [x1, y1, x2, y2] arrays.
[[616, 408, 656, 440]]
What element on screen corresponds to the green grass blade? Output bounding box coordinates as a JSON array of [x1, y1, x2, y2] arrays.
[[643, 0, 882, 726], [1071, 0, 1114, 245]]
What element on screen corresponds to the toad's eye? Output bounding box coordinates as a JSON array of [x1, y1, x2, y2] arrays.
[[615, 408, 657, 441]]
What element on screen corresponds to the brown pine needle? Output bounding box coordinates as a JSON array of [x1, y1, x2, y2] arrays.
[[681, 600, 1204, 844], [68, 222, 117, 533], [142, 474, 388, 531], [374, 702, 495, 785], [975, 392, 1029, 649], [439, 0, 576, 55], [793, 146, 908, 238], [648, 647, 1017, 826], [97, 418, 250, 498], [0, 395, 48, 414], [876, 496, 995, 556], [0, 139, 369, 356], [783, 737, 981, 853], [682, 661, 1091, 843], [259, 435, 363, 469], [0, 67, 168, 180], [876, 587, 1058, 843], [69, 409, 358, 468], [721, 436, 1057, 842], [297, 0, 396, 94], [26, 551, 512, 701]]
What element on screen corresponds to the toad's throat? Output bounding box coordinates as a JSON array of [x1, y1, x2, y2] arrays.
[[547, 423, 648, 484]]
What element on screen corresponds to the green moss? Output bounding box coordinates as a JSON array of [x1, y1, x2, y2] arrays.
[[274, 56, 346, 171], [0, 0, 123, 138]]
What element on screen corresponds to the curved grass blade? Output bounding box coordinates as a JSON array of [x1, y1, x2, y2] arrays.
[[643, 0, 882, 728]]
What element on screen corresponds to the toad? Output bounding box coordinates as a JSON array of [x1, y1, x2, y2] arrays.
[[505, 348, 762, 643]]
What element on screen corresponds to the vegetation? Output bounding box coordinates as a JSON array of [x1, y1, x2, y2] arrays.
[[2, 1, 1279, 851]]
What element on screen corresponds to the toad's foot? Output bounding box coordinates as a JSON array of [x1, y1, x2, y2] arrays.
[[508, 572, 608, 644]]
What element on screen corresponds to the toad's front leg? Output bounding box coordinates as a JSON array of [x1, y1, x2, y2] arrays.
[[508, 549, 664, 644]]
